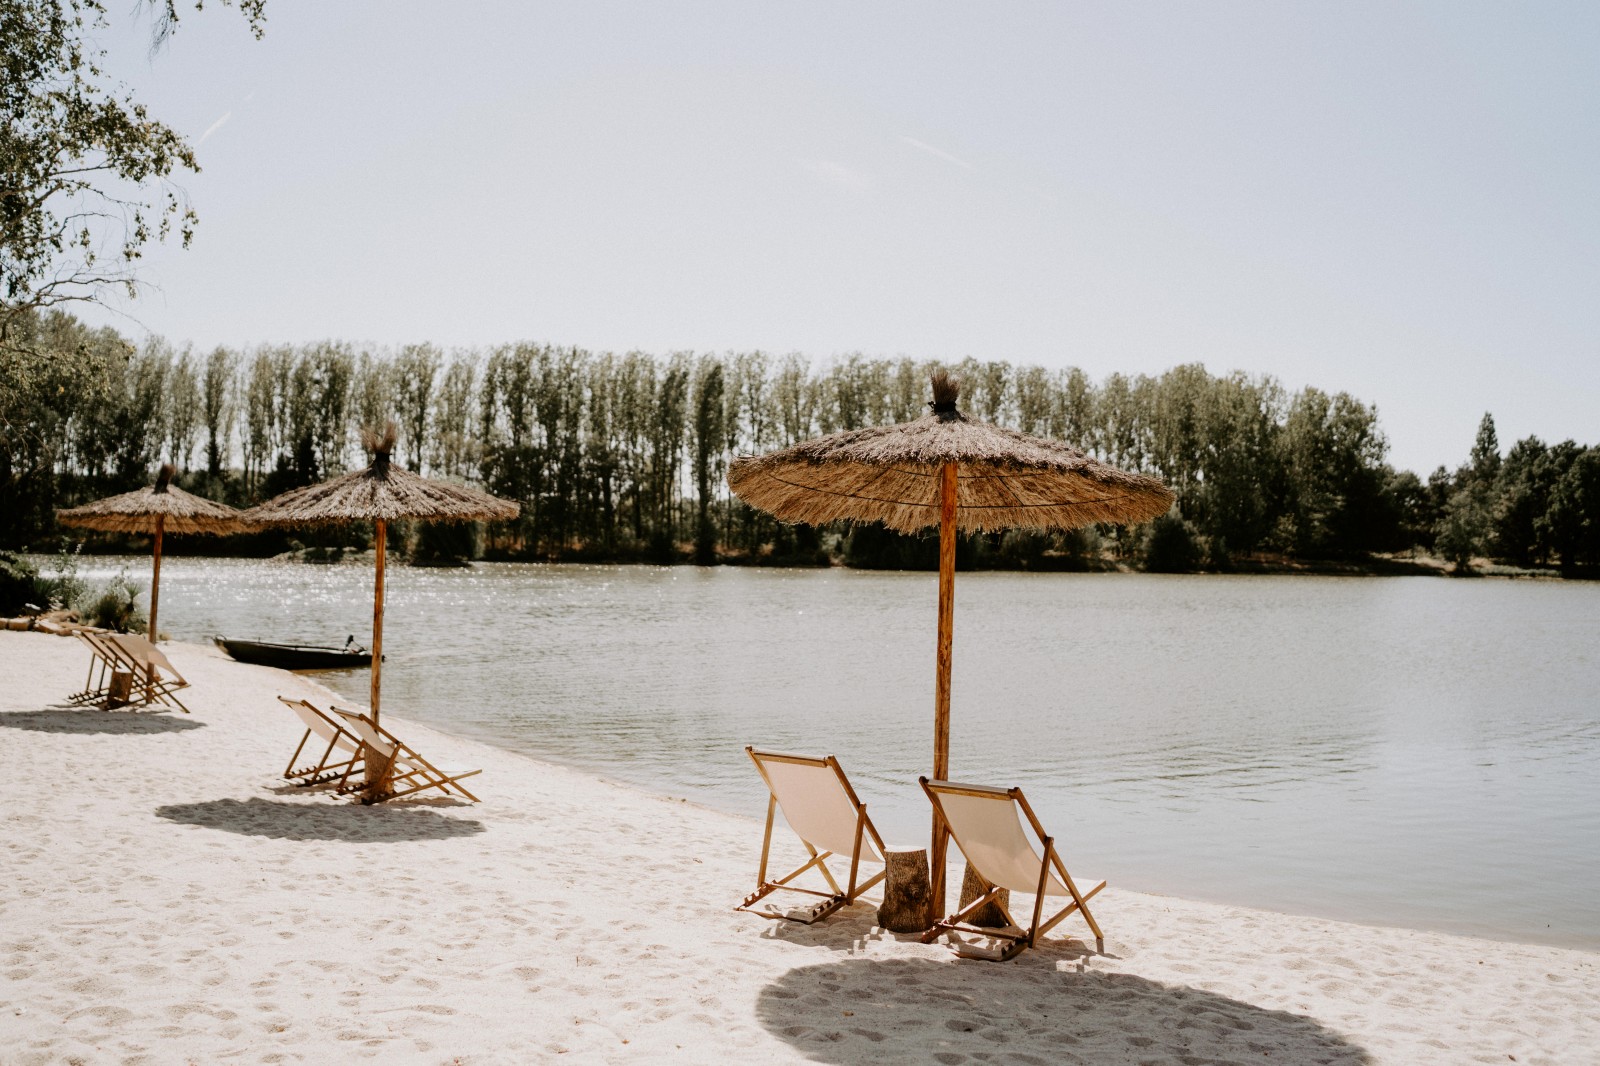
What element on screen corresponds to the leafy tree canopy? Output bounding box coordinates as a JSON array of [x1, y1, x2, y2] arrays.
[[1, 0, 264, 344]]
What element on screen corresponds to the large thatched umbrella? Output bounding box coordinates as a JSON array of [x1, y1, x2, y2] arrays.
[[57, 463, 246, 669], [728, 371, 1174, 909], [242, 425, 518, 798]]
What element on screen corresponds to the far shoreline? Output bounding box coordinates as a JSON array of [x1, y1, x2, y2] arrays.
[[24, 545, 1575, 581]]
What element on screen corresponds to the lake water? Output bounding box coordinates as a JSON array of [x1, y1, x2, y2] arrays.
[[57, 556, 1600, 950]]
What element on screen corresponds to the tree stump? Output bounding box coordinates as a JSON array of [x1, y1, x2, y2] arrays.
[[877, 845, 933, 933], [106, 670, 134, 708], [958, 863, 1011, 928]]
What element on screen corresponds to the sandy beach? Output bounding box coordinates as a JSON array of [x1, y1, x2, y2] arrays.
[[3, 630, 1597, 1065]]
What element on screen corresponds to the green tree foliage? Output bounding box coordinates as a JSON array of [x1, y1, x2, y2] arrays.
[[1143, 511, 1203, 573], [1424, 412, 1600, 576], [1, 0, 264, 341], [1545, 449, 1600, 573], [11, 309, 1598, 576], [1276, 387, 1388, 556], [690, 357, 725, 565]]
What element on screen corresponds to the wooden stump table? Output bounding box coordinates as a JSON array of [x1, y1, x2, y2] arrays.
[[958, 862, 1011, 928], [106, 669, 134, 708], [876, 845, 934, 933]]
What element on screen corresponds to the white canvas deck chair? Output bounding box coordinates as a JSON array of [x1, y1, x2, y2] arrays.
[[277, 696, 364, 786], [69, 631, 190, 712], [328, 706, 482, 804], [920, 777, 1105, 961], [739, 747, 888, 924]]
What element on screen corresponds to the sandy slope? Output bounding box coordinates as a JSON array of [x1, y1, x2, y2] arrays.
[[1, 631, 1596, 1065]]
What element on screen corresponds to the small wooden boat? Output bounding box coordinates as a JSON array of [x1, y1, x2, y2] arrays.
[[214, 636, 373, 671]]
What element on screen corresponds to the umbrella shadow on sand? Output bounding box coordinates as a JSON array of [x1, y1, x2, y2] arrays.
[[0, 706, 206, 735], [155, 797, 486, 842], [757, 956, 1371, 1065]]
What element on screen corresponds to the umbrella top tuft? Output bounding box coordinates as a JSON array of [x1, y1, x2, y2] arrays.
[[360, 422, 398, 471], [928, 369, 960, 419], [154, 463, 176, 492], [728, 372, 1174, 534]]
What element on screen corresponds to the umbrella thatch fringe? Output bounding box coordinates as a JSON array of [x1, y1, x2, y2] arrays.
[[244, 423, 519, 527], [728, 418, 1174, 534], [729, 463, 1170, 532], [244, 467, 519, 526], [57, 467, 246, 536]]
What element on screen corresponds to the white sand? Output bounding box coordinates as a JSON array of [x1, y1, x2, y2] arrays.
[[2, 630, 1597, 1065]]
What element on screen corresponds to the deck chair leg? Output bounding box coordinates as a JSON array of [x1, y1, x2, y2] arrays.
[[442, 774, 480, 803], [1049, 849, 1105, 948], [738, 850, 843, 916], [1030, 841, 1053, 947], [846, 807, 865, 901], [315, 736, 339, 775], [380, 775, 476, 802], [301, 757, 360, 786], [922, 885, 1003, 943], [801, 841, 843, 897], [755, 795, 776, 890], [333, 753, 361, 793], [284, 730, 313, 779]]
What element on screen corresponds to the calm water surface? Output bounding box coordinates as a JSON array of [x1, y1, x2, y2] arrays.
[[68, 557, 1600, 949]]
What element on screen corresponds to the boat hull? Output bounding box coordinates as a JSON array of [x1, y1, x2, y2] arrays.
[[215, 638, 373, 671]]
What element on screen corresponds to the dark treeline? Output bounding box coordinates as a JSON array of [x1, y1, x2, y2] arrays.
[[3, 310, 1597, 575]]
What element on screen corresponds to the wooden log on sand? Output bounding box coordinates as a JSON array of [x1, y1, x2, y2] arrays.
[[959, 862, 1011, 928], [877, 845, 933, 933]]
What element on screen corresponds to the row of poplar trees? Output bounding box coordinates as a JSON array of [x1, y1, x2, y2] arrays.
[[4, 310, 1596, 573]]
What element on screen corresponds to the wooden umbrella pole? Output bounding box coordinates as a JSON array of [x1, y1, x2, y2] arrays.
[[930, 460, 958, 916], [368, 518, 387, 794], [145, 514, 164, 701]]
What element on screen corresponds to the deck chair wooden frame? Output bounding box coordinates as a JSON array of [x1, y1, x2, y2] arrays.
[[327, 706, 481, 804], [68, 631, 121, 706], [277, 696, 364, 785], [920, 777, 1104, 961], [69, 631, 190, 712], [738, 747, 889, 924]]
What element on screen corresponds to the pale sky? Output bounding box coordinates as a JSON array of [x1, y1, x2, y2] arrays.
[[77, 1, 1600, 476]]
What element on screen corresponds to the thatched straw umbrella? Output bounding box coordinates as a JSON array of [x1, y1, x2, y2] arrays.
[[57, 464, 247, 680], [242, 425, 518, 798], [728, 371, 1174, 910]]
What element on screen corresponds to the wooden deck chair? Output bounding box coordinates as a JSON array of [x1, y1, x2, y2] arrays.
[[68, 630, 124, 706], [920, 777, 1105, 961], [106, 633, 191, 712], [327, 706, 481, 804], [277, 696, 364, 785], [68, 631, 190, 712], [738, 747, 888, 924]]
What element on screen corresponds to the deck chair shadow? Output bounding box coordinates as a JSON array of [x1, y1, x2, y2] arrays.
[[327, 706, 481, 804], [739, 747, 888, 924], [920, 777, 1105, 962], [69, 631, 190, 712], [276, 696, 364, 786]]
